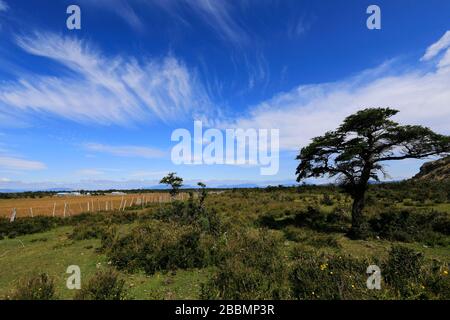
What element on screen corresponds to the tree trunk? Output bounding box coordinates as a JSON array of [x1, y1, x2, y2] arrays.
[[348, 161, 373, 239], [348, 191, 367, 239]]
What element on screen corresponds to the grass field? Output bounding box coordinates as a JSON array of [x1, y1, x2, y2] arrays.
[[0, 184, 449, 300], [0, 192, 179, 219]]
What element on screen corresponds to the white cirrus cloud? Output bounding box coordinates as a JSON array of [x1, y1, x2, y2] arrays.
[[77, 0, 247, 44], [422, 31, 450, 61], [0, 156, 46, 171], [0, 32, 212, 125], [151, 0, 248, 45], [84, 143, 165, 159], [130, 170, 169, 178], [76, 169, 105, 176], [225, 31, 450, 152], [85, 0, 144, 31], [0, 0, 8, 12]]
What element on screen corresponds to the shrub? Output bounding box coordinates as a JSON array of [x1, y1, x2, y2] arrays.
[[0, 216, 61, 238], [69, 223, 104, 240], [0, 211, 140, 240], [321, 194, 334, 206], [104, 221, 209, 275], [294, 206, 350, 232], [69, 222, 108, 240], [201, 229, 289, 299], [8, 273, 56, 300], [289, 250, 378, 300], [154, 196, 224, 236], [74, 269, 127, 300], [369, 210, 450, 244], [422, 262, 450, 299], [283, 227, 341, 248], [383, 246, 424, 296]]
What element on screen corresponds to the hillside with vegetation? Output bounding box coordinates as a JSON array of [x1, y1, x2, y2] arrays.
[[413, 157, 450, 182]]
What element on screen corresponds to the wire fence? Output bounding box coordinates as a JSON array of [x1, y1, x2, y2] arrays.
[[0, 192, 189, 219]]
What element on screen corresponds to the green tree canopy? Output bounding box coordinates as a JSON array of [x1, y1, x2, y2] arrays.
[[296, 108, 449, 238], [160, 172, 183, 198]]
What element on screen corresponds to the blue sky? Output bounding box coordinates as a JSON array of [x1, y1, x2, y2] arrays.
[[0, 0, 449, 190]]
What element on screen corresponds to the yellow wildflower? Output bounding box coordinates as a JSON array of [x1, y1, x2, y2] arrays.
[[443, 270, 448, 276]]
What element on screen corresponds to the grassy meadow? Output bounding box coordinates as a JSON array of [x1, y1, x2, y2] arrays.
[[0, 181, 449, 300]]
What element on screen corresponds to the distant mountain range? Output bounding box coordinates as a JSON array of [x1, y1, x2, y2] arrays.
[[4, 157, 450, 194], [0, 181, 298, 193], [412, 156, 450, 181]]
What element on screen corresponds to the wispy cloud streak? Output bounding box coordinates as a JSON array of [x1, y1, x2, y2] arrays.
[[84, 143, 165, 159], [0, 0, 8, 12], [0, 32, 211, 125], [227, 31, 450, 151], [0, 156, 46, 170]]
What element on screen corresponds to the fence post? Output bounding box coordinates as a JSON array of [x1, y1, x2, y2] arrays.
[[63, 202, 67, 218], [30, 207, 33, 218], [52, 203, 56, 217], [10, 208, 16, 223]]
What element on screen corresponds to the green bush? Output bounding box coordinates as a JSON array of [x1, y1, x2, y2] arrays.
[[69, 222, 108, 240], [201, 229, 289, 299], [154, 197, 224, 236], [283, 227, 341, 248], [258, 206, 350, 233], [321, 194, 334, 206], [369, 210, 450, 244], [422, 262, 450, 299], [104, 221, 210, 275], [74, 269, 127, 300], [289, 250, 378, 300], [8, 273, 56, 300], [383, 246, 424, 296], [0, 216, 62, 238], [0, 211, 140, 240]]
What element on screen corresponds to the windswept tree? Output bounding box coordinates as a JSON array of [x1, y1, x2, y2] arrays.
[[296, 108, 449, 239], [160, 172, 183, 198]]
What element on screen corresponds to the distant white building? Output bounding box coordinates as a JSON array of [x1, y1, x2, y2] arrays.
[[110, 191, 126, 195], [56, 192, 82, 197]]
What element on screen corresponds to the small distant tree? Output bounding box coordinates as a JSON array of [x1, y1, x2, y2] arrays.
[[160, 172, 183, 198], [296, 108, 449, 239], [197, 182, 207, 208]]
